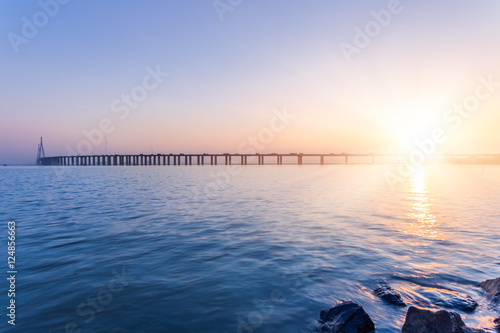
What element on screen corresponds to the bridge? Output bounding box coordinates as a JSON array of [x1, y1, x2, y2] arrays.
[[37, 153, 500, 166]]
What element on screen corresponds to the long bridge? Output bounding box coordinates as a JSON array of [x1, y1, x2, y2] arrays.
[[38, 153, 500, 166]]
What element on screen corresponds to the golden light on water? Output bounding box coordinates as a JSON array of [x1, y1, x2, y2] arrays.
[[406, 168, 445, 241]]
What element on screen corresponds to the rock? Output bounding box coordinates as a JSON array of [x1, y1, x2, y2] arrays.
[[373, 285, 406, 307], [434, 293, 478, 313], [479, 277, 500, 303], [319, 301, 375, 333], [407, 285, 478, 313], [402, 306, 486, 333]]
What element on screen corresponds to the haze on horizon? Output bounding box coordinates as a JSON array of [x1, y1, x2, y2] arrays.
[[1, 0, 500, 164]]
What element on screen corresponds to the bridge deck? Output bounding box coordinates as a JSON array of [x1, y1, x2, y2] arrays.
[[38, 153, 500, 166]]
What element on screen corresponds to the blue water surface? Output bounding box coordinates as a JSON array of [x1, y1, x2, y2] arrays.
[[0, 165, 499, 332]]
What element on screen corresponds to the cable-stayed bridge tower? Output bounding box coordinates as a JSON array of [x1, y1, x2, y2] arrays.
[[36, 137, 45, 165]]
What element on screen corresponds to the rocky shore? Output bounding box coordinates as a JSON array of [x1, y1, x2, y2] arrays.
[[319, 277, 500, 333]]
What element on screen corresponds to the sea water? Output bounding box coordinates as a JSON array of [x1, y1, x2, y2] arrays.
[[0, 165, 499, 332]]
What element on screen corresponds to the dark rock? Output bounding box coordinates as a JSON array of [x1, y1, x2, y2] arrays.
[[479, 277, 500, 303], [319, 301, 375, 333], [408, 285, 478, 313], [373, 285, 406, 307], [402, 306, 486, 333], [434, 293, 478, 313]]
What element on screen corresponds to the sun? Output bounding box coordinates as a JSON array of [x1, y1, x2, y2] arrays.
[[388, 103, 441, 150]]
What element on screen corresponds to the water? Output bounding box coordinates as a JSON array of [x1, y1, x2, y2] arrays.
[[1, 165, 499, 332]]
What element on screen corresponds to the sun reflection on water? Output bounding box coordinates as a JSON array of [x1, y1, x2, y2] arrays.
[[407, 167, 445, 241]]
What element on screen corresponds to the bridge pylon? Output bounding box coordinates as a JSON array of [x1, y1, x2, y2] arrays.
[[36, 137, 45, 165]]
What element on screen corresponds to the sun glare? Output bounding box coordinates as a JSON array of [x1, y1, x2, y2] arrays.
[[388, 103, 441, 150]]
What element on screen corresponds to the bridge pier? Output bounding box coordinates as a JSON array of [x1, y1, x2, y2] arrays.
[[43, 152, 492, 167]]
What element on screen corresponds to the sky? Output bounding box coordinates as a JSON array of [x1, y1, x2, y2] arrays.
[[1, 0, 500, 164]]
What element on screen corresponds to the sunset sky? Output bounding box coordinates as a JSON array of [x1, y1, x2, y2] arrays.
[[1, 0, 500, 164]]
